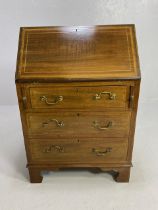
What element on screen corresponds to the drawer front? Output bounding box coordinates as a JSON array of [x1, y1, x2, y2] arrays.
[[29, 138, 128, 163], [29, 86, 129, 110], [26, 112, 131, 138]]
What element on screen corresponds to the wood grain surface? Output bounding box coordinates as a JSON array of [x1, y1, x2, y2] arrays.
[[16, 25, 140, 82], [25, 111, 131, 138], [28, 138, 128, 163], [29, 85, 129, 109]]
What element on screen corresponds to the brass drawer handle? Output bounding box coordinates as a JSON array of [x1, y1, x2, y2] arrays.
[[92, 147, 112, 156], [42, 119, 64, 127], [94, 91, 116, 100], [40, 95, 63, 105], [43, 145, 64, 153], [93, 121, 112, 130]]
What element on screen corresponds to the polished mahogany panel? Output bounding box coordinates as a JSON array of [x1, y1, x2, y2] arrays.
[[29, 85, 129, 110], [16, 25, 140, 81], [29, 138, 128, 163], [25, 112, 131, 138]]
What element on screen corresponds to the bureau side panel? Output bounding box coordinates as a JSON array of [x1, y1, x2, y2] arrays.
[[16, 83, 31, 163], [127, 79, 140, 161]]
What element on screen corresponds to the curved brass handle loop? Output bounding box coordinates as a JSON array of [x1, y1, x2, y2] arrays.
[[92, 147, 112, 156], [42, 119, 64, 128], [40, 95, 63, 105], [93, 121, 112, 130], [43, 145, 64, 153], [94, 92, 116, 100]]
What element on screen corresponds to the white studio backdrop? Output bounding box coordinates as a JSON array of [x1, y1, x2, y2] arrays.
[[0, 0, 158, 105]]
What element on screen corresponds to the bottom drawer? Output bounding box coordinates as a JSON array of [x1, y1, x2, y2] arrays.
[[28, 138, 128, 163]]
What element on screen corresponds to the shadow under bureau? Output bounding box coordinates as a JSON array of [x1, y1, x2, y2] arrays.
[[15, 25, 141, 183]]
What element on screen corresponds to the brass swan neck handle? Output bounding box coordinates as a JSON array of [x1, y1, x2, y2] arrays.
[[93, 121, 112, 130], [42, 119, 64, 127], [94, 91, 116, 100], [40, 95, 63, 105]]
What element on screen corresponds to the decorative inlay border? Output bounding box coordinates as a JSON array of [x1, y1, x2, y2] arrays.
[[17, 26, 139, 79]]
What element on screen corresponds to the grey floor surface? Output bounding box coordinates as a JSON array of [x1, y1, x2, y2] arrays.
[[0, 103, 157, 210]]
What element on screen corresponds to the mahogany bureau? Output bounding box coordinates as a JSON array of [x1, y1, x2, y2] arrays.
[[15, 25, 141, 183]]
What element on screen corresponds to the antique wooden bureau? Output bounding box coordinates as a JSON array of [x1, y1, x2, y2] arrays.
[[15, 25, 140, 183]]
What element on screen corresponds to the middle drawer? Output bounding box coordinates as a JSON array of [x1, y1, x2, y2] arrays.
[[25, 111, 131, 138]]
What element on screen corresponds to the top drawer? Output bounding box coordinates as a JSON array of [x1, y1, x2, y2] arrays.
[[28, 85, 129, 110]]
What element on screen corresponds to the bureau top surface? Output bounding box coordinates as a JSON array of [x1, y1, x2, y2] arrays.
[[16, 25, 140, 82]]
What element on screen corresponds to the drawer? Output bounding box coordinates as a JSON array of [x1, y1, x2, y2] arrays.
[[29, 86, 129, 110], [26, 112, 131, 138], [29, 138, 128, 163]]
